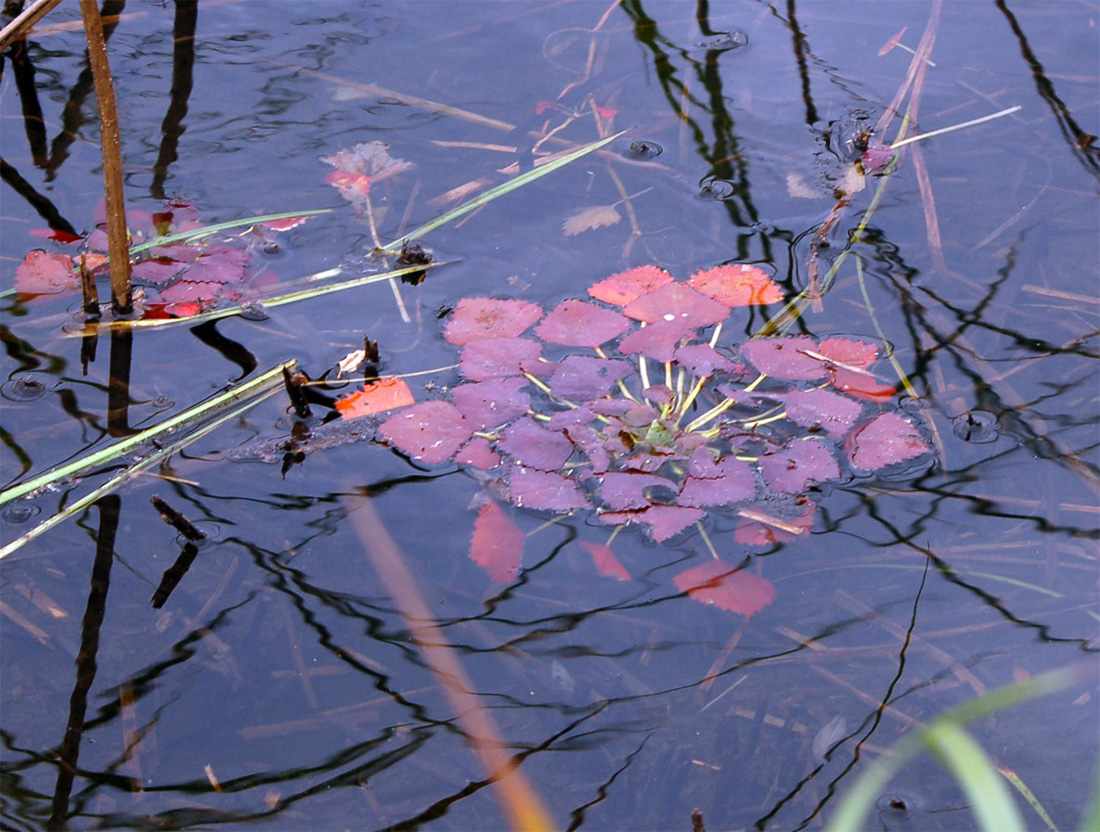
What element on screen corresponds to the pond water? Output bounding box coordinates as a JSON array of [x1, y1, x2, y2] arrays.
[[1, 1, 1097, 830]]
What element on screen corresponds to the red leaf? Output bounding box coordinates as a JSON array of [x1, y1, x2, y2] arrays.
[[470, 502, 524, 583], [828, 367, 897, 402], [759, 438, 840, 494], [379, 400, 472, 463], [594, 105, 618, 120], [29, 228, 82, 244], [444, 297, 543, 345], [689, 264, 784, 307], [587, 265, 674, 306], [258, 216, 311, 231], [508, 466, 589, 511], [15, 251, 76, 297], [325, 169, 372, 202], [674, 560, 776, 617], [335, 378, 414, 420], [579, 541, 630, 581], [845, 412, 930, 471], [740, 337, 826, 381], [536, 299, 631, 347], [162, 301, 204, 318], [622, 283, 729, 328], [460, 337, 542, 381], [535, 100, 555, 115]]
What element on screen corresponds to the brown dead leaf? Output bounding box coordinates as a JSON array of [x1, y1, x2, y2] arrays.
[[563, 204, 622, 237]]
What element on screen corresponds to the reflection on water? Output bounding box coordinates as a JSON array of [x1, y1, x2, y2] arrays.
[[2, 1, 1097, 830]]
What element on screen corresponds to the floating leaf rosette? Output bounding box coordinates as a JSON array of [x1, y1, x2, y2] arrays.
[[340, 263, 931, 615]]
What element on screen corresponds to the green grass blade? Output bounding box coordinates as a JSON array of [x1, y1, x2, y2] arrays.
[[924, 722, 1026, 832], [825, 666, 1083, 832], [0, 390, 280, 560], [997, 764, 1059, 832], [0, 361, 293, 505], [382, 130, 626, 252], [128, 209, 331, 256]]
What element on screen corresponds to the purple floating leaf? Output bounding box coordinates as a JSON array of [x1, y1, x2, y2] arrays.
[[673, 344, 738, 377], [740, 337, 826, 381], [678, 456, 757, 506], [759, 438, 840, 494], [622, 282, 730, 328], [642, 385, 673, 405], [131, 257, 185, 286], [451, 377, 531, 431], [379, 401, 472, 464], [453, 437, 501, 470], [547, 404, 597, 430], [565, 424, 612, 473], [618, 319, 695, 362], [784, 388, 863, 438], [589, 398, 638, 418], [536, 299, 631, 347], [598, 472, 677, 510], [845, 412, 930, 472], [184, 245, 249, 284], [460, 337, 541, 381], [599, 504, 704, 542], [508, 466, 589, 511], [444, 297, 543, 345], [498, 416, 574, 471], [548, 355, 632, 400]]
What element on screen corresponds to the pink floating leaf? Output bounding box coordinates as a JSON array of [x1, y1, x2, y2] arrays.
[[470, 502, 524, 583], [689, 264, 784, 307], [453, 437, 501, 470], [183, 244, 249, 284], [759, 438, 840, 494], [598, 472, 677, 510], [444, 297, 543, 345], [678, 456, 757, 507], [740, 337, 826, 381], [817, 337, 878, 369], [784, 388, 863, 439], [498, 417, 574, 471], [536, 299, 631, 347], [622, 283, 729, 328], [15, 251, 76, 297], [861, 145, 895, 171], [673, 344, 738, 377], [379, 400, 472, 464], [845, 411, 930, 471], [599, 504, 703, 542], [547, 355, 632, 400], [322, 141, 413, 183], [460, 337, 542, 381], [132, 257, 186, 286], [674, 561, 776, 617], [588, 265, 674, 306], [158, 280, 223, 304], [325, 170, 372, 205], [450, 377, 531, 430], [508, 466, 589, 511], [617, 319, 695, 362], [258, 216, 311, 232], [579, 541, 631, 581]]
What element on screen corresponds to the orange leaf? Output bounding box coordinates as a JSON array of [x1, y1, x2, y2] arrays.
[[588, 265, 673, 306], [674, 560, 776, 617], [470, 502, 524, 583], [689, 264, 784, 307], [579, 541, 630, 581], [335, 378, 414, 420]]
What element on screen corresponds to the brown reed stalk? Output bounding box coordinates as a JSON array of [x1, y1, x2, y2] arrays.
[[78, 0, 132, 315]]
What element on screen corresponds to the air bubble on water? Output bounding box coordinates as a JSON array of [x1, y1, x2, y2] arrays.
[[2, 502, 40, 524], [2, 375, 49, 402]]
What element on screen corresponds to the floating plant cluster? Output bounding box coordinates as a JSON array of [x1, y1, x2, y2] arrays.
[[338, 264, 931, 615]]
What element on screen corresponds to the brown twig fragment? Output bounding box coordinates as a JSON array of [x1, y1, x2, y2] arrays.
[[77, 0, 132, 315], [149, 495, 206, 542]]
